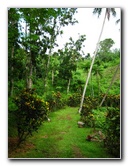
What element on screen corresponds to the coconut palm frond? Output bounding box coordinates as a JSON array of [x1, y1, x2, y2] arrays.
[[111, 8, 116, 17], [106, 8, 111, 20], [93, 8, 102, 17], [94, 8, 116, 20], [106, 8, 116, 20]]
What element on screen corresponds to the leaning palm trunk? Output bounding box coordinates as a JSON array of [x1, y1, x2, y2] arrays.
[[78, 10, 107, 114], [99, 64, 120, 107]]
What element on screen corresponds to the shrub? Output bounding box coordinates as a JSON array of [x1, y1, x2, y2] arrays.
[[14, 88, 49, 145], [99, 94, 120, 108], [103, 107, 120, 158], [78, 94, 120, 157], [80, 96, 99, 127], [80, 94, 120, 130], [92, 107, 107, 129], [67, 93, 81, 107], [45, 91, 65, 111]]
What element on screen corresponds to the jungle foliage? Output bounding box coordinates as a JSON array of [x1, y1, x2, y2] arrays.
[[8, 8, 120, 158]]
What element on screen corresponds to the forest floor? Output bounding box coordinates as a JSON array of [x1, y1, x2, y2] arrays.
[[8, 106, 113, 159]]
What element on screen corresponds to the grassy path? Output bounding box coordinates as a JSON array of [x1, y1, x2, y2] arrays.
[[9, 107, 113, 158]]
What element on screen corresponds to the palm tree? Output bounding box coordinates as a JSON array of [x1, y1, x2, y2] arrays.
[[78, 8, 116, 114]]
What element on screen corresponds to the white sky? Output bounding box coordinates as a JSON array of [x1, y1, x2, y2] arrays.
[[55, 8, 120, 56]]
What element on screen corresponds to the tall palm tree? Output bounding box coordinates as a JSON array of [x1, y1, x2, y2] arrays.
[[78, 8, 116, 114]]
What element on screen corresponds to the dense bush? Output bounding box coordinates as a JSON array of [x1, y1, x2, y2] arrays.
[[79, 94, 120, 158], [99, 94, 120, 108], [14, 88, 49, 145], [80, 96, 99, 127], [93, 107, 107, 128], [103, 107, 120, 158], [80, 94, 120, 126], [45, 91, 65, 111], [67, 93, 81, 107]]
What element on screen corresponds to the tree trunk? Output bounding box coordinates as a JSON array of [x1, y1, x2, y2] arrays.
[[10, 46, 14, 97], [91, 73, 94, 97], [67, 78, 71, 94], [99, 64, 120, 107], [44, 54, 51, 89], [27, 21, 33, 89], [27, 55, 33, 89], [97, 71, 100, 96], [52, 69, 54, 85], [78, 10, 107, 114], [89, 80, 92, 96], [44, 18, 57, 89], [26, 63, 33, 89]]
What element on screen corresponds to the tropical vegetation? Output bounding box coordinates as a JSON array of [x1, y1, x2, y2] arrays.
[[8, 8, 120, 159]]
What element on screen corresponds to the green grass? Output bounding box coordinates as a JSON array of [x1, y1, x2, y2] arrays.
[[8, 106, 113, 159]]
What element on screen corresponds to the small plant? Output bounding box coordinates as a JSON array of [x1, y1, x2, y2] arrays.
[[15, 88, 49, 145]]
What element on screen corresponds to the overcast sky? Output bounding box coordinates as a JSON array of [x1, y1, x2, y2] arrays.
[[55, 8, 120, 56]]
